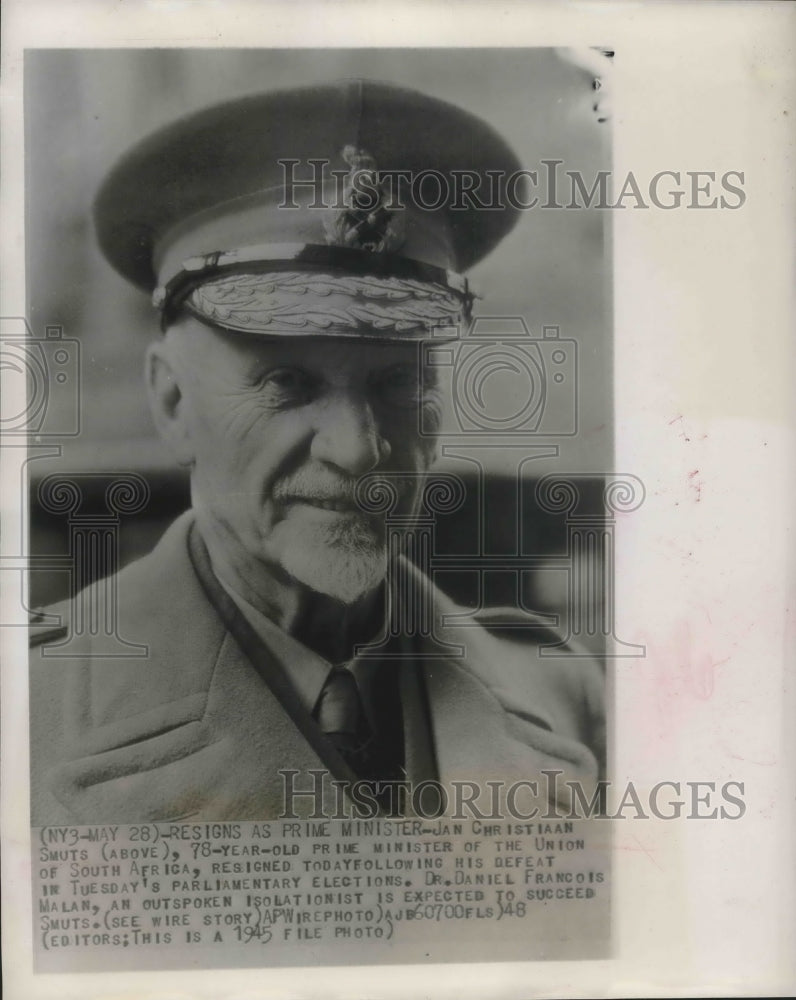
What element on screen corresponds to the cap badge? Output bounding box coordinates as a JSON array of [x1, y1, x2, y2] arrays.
[[323, 145, 406, 254]]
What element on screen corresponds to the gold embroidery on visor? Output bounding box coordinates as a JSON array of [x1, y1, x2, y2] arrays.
[[187, 271, 465, 337]]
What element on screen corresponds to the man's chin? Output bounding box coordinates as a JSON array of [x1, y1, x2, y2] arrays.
[[274, 517, 388, 604]]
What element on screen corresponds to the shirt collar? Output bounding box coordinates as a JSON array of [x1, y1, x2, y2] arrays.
[[217, 576, 390, 729], [220, 581, 331, 714]]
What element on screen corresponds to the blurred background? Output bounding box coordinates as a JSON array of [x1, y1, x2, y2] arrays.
[[25, 49, 612, 649]]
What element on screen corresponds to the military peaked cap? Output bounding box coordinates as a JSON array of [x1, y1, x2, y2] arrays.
[[94, 79, 524, 339]]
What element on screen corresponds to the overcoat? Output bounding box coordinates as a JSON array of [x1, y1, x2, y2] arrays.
[[30, 513, 604, 825]]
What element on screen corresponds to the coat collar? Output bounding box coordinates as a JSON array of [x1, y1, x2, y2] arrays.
[[47, 512, 598, 822]]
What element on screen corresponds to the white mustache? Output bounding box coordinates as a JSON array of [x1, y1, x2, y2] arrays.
[[272, 471, 357, 505], [272, 471, 408, 507]]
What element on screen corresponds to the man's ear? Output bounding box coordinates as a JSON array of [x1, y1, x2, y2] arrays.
[[145, 339, 195, 467]]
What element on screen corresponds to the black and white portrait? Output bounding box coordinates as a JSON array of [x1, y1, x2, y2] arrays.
[[26, 49, 612, 826], [3, 3, 792, 992]]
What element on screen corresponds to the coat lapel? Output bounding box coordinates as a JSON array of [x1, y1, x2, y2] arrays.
[[49, 514, 341, 822], [44, 514, 600, 823], [409, 568, 600, 817]]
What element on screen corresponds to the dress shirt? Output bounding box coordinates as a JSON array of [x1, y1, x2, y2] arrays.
[[217, 578, 388, 735]]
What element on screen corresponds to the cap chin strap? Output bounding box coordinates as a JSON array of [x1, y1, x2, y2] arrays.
[[153, 243, 473, 335]]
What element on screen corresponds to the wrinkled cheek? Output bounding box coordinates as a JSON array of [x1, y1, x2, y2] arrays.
[[193, 449, 261, 527]]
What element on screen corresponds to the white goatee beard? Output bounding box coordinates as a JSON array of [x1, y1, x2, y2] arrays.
[[276, 516, 388, 604]]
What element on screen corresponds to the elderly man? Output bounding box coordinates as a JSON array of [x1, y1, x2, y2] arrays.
[[29, 80, 604, 824]]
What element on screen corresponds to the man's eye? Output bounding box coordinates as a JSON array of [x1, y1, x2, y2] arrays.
[[260, 367, 316, 400], [372, 365, 423, 405]]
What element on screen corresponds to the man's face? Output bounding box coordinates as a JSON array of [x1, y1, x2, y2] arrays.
[[158, 317, 441, 603]]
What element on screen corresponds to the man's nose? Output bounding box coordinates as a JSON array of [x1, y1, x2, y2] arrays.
[[310, 393, 391, 475]]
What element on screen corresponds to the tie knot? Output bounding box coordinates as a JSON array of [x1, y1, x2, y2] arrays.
[[316, 667, 364, 739]]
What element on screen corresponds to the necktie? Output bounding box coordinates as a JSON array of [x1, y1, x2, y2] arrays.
[[315, 667, 373, 775]]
